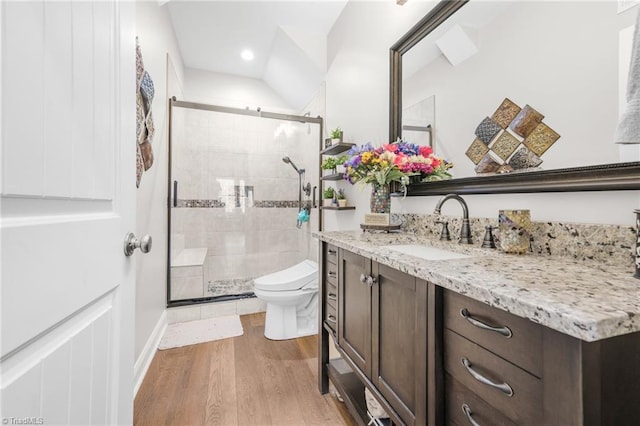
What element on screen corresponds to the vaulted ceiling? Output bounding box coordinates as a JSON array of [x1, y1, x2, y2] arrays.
[[166, 1, 348, 110]]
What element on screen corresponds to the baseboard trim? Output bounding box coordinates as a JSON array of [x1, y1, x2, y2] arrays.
[[134, 310, 167, 397]]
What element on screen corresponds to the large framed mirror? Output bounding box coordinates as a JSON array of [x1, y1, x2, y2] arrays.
[[390, 0, 640, 195]]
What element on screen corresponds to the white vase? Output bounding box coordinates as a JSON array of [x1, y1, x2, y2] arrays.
[[323, 199, 334, 207]]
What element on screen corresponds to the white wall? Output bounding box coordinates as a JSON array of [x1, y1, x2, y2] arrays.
[[183, 67, 293, 113], [325, 1, 639, 228], [324, 0, 436, 230], [135, 0, 185, 360]]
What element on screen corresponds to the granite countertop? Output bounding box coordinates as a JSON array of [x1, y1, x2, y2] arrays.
[[313, 230, 640, 342]]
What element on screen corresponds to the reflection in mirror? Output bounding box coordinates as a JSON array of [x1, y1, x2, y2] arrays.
[[402, 96, 435, 147], [391, 0, 640, 194], [403, 1, 640, 178]]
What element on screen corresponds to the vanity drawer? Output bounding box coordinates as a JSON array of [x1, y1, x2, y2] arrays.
[[325, 261, 337, 286], [325, 244, 338, 265], [444, 329, 542, 425], [443, 290, 542, 377], [446, 374, 517, 426], [325, 304, 337, 332], [325, 281, 337, 310]]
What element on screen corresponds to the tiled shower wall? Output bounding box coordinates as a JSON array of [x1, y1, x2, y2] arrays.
[[170, 106, 319, 301]]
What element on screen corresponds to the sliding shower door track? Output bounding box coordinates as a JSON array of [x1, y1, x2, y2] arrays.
[[167, 292, 256, 308]]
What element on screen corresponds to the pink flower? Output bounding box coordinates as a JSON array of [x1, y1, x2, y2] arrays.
[[393, 152, 408, 166], [419, 146, 434, 157], [381, 143, 399, 153]]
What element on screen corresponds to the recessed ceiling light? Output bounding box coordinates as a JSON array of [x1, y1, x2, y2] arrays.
[[241, 49, 254, 61]]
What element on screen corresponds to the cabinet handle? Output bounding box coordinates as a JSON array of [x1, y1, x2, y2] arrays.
[[328, 249, 337, 255], [328, 271, 336, 277], [461, 358, 514, 397], [328, 292, 337, 301], [460, 308, 513, 338], [327, 314, 337, 323], [461, 404, 481, 426], [359, 274, 376, 286]]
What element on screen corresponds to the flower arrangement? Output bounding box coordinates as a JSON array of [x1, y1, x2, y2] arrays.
[[343, 142, 453, 187]]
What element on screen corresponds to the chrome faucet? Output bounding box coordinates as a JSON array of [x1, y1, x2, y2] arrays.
[[434, 194, 473, 244]]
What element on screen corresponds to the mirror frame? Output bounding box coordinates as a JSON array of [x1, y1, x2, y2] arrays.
[[389, 0, 640, 195]]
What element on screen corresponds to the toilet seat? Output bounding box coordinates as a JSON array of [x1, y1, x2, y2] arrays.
[[254, 260, 318, 292]]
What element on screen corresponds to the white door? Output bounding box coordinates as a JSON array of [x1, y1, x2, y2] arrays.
[[1, 2, 136, 425]]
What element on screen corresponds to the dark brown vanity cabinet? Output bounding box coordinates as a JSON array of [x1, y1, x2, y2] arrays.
[[320, 242, 640, 426], [336, 248, 428, 426], [443, 290, 543, 425], [371, 262, 428, 426], [442, 290, 640, 426], [337, 249, 372, 377]]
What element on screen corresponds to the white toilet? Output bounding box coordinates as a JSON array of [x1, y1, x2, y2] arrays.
[[253, 260, 319, 340]]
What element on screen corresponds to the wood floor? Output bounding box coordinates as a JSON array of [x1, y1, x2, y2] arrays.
[[134, 313, 357, 426]]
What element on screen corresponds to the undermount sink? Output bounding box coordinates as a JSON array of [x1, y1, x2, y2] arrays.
[[381, 244, 471, 261]]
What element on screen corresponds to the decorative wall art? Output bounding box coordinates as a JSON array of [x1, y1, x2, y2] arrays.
[[135, 37, 155, 187], [465, 98, 560, 175]]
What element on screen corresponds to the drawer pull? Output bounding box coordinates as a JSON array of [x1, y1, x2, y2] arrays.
[[461, 358, 514, 397], [327, 314, 337, 323], [328, 292, 337, 301], [328, 271, 336, 277], [461, 404, 481, 426], [328, 249, 337, 255], [460, 308, 512, 338]]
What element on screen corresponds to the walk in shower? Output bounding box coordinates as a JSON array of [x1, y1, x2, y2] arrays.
[[167, 99, 322, 306]]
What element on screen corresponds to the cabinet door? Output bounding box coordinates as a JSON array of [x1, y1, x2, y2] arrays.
[[338, 249, 372, 378], [372, 263, 428, 426]]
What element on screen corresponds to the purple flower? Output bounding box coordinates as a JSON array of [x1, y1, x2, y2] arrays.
[[345, 154, 362, 168], [348, 143, 374, 156], [396, 142, 420, 156]]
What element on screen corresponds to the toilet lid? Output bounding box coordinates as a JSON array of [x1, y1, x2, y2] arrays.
[[254, 260, 318, 291]]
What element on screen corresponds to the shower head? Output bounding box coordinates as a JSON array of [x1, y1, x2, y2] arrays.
[[282, 156, 302, 174]]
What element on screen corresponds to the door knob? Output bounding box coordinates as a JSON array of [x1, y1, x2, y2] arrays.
[[123, 232, 152, 256]]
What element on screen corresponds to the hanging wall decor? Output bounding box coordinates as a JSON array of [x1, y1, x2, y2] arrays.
[[135, 37, 155, 187], [465, 98, 560, 175]]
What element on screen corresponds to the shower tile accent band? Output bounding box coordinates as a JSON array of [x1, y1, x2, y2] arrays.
[[254, 200, 300, 208], [176, 199, 300, 208], [176, 199, 226, 208]]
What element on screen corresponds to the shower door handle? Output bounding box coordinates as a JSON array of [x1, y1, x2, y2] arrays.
[[312, 186, 317, 208], [173, 180, 178, 207]]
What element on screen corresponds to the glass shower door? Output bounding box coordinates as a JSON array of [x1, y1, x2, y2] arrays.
[[168, 102, 320, 305]]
